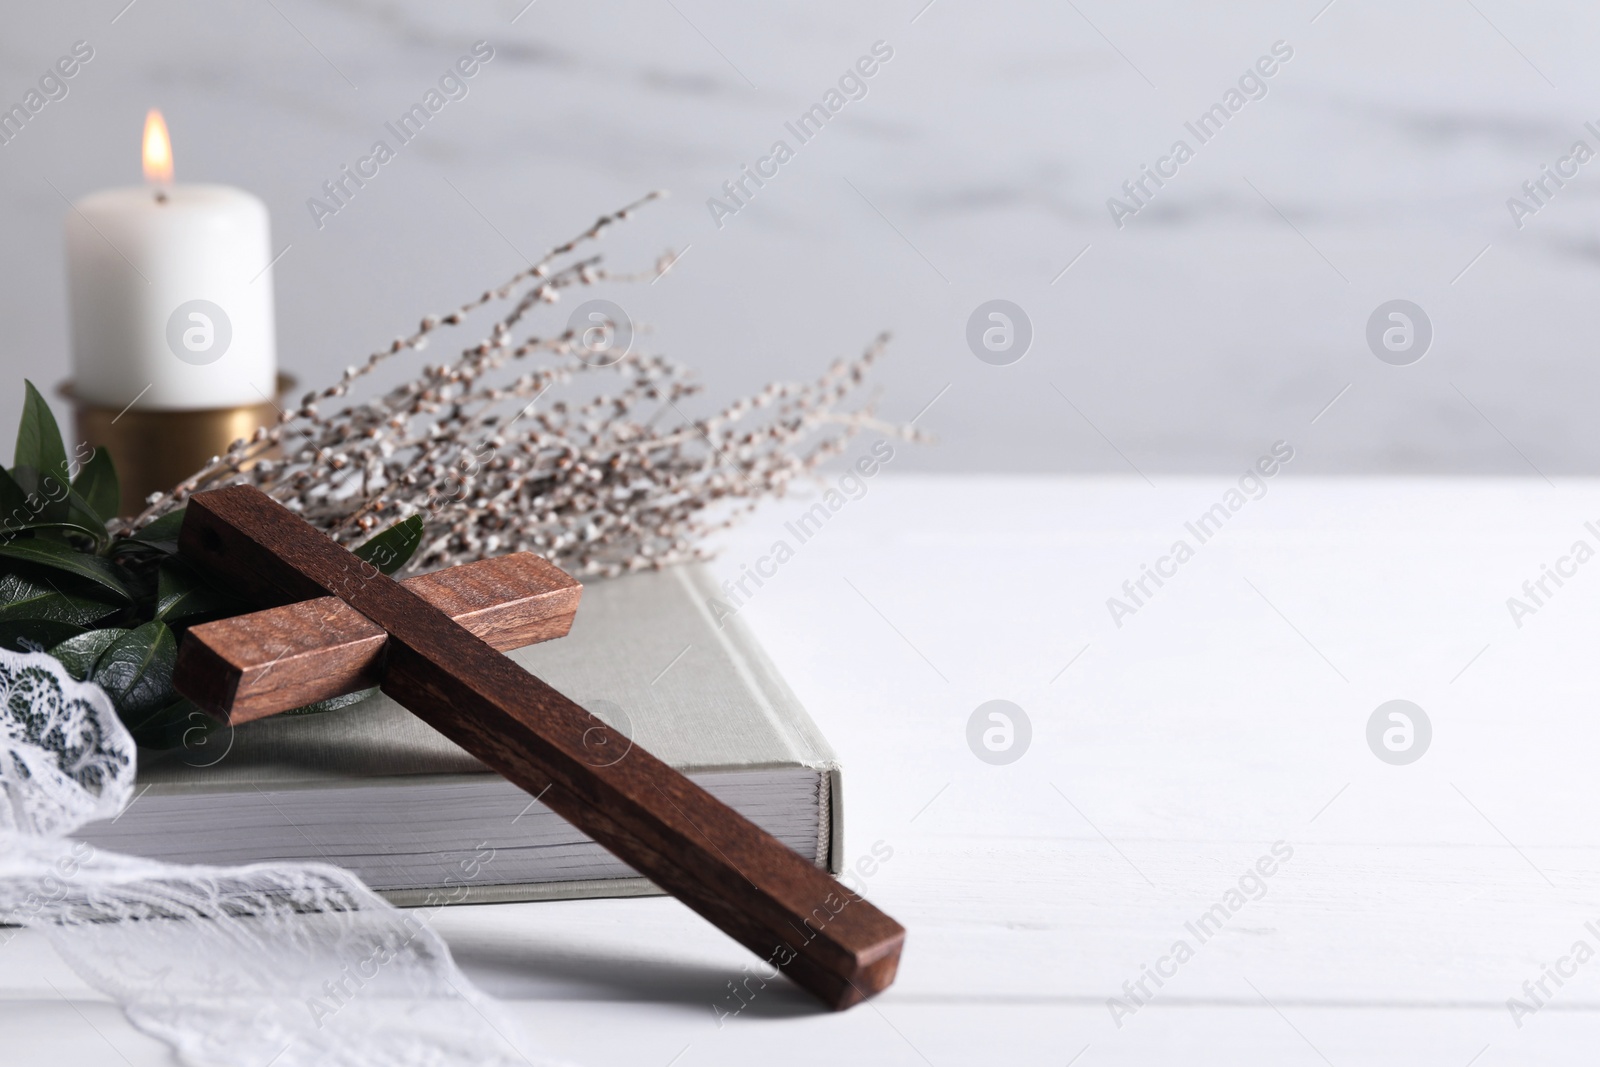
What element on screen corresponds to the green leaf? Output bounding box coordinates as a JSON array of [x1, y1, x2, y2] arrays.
[[53, 487, 108, 546], [126, 696, 207, 751], [13, 381, 68, 475], [156, 557, 241, 624], [0, 465, 28, 533], [92, 620, 177, 723], [128, 508, 186, 549], [12, 381, 71, 521], [70, 448, 119, 525], [0, 538, 134, 600], [109, 537, 173, 564], [0, 568, 124, 626], [0, 620, 87, 653], [353, 515, 424, 576], [48, 627, 126, 680], [0, 463, 81, 543], [0, 521, 105, 553]]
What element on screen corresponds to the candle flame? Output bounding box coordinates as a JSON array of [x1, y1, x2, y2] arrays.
[[142, 109, 173, 185]]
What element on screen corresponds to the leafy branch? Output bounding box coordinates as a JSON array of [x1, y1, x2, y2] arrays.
[[0, 382, 420, 748]]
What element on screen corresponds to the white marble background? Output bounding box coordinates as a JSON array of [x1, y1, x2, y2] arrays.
[[1, 0, 1597, 473]]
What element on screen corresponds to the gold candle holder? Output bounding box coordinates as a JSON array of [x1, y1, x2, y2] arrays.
[[62, 375, 295, 518]]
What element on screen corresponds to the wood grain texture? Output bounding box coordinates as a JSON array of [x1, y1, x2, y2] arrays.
[[174, 553, 580, 724], [173, 485, 905, 1010]]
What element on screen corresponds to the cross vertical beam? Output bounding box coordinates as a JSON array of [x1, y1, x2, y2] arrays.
[[174, 485, 904, 1009]]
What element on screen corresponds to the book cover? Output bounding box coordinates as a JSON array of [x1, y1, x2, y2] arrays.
[[79, 564, 843, 905]]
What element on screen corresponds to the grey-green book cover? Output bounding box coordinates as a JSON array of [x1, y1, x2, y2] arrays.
[[76, 564, 843, 905]]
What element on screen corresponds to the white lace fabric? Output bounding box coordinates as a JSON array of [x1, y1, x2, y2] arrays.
[[0, 648, 553, 1067]]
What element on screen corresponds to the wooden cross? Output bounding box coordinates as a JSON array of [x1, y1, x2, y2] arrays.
[[170, 485, 904, 1010]]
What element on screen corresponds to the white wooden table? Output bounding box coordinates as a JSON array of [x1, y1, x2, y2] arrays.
[[6, 475, 1599, 1064]]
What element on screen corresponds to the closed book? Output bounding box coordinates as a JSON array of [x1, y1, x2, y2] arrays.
[[77, 564, 843, 905]]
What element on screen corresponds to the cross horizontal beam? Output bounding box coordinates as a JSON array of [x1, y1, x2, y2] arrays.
[[176, 553, 580, 724]]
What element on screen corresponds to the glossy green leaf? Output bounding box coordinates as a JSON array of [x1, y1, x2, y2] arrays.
[[13, 381, 68, 475], [48, 627, 126, 680], [70, 448, 119, 525], [108, 537, 173, 565], [0, 522, 105, 556], [353, 515, 424, 576], [0, 465, 28, 532], [125, 696, 207, 751], [156, 557, 241, 624], [128, 508, 186, 548], [0, 538, 134, 600], [15, 474, 72, 526], [0, 620, 87, 653], [92, 620, 178, 723], [46, 488, 107, 547], [0, 568, 124, 626], [12, 381, 71, 521]]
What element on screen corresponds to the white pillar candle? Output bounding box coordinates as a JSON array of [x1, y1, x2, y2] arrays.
[[65, 109, 277, 410]]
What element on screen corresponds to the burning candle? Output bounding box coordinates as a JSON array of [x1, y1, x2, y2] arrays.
[[64, 109, 277, 410]]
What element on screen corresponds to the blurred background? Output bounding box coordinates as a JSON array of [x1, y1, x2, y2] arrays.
[[0, 0, 1595, 473]]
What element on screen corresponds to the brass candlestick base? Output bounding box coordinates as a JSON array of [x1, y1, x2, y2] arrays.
[[62, 375, 295, 518]]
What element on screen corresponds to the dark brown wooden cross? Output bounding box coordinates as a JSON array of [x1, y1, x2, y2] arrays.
[[171, 484, 904, 1010]]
